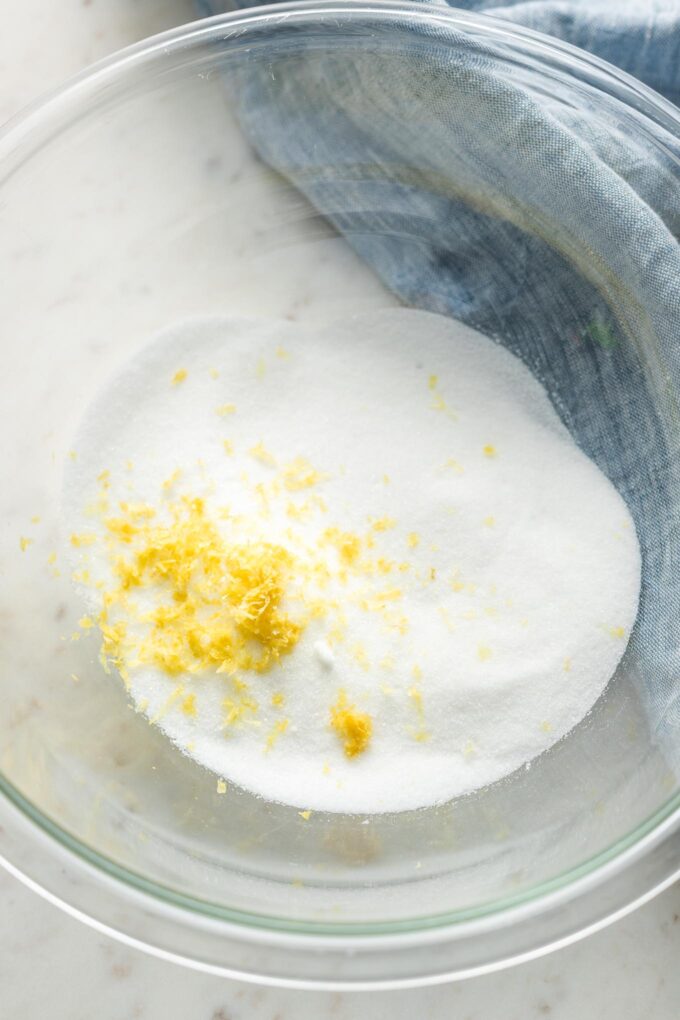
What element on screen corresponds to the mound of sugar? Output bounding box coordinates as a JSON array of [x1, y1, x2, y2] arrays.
[[63, 309, 641, 813]]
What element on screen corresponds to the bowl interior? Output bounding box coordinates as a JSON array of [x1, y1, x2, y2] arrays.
[[1, 5, 679, 934]]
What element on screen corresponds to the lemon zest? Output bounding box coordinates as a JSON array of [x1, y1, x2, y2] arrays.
[[248, 441, 277, 467], [330, 689, 372, 757], [281, 457, 326, 491]]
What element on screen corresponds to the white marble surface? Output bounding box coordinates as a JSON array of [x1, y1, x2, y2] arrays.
[[2, 862, 680, 1017], [2, 2, 680, 1017]]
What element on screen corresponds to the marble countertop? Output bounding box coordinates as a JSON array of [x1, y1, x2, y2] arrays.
[[2, 2, 680, 1017]]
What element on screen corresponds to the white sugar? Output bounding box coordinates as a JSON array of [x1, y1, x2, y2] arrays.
[[64, 309, 641, 813]]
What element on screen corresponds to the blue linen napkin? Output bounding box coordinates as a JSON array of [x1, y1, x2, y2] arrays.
[[196, 0, 680, 763]]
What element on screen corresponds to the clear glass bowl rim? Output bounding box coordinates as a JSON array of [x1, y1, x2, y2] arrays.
[[1, 0, 680, 987]]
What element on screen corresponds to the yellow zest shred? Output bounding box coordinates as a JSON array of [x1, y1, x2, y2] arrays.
[[248, 441, 277, 467], [327, 621, 347, 646], [70, 532, 97, 547], [281, 457, 326, 491], [286, 499, 311, 521], [118, 502, 155, 521], [428, 375, 457, 419], [323, 527, 361, 565], [150, 683, 185, 723], [359, 588, 402, 613], [265, 718, 289, 751], [370, 516, 396, 532], [408, 685, 422, 710], [181, 693, 197, 717], [171, 368, 188, 386], [223, 690, 259, 727], [330, 689, 373, 757], [216, 403, 237, 416], [162, 469, 182, 491], [350, 642, 370, 670], [19, 536, 32, 552], [408, 680, 429, 742], [483, 444, 497, 458]]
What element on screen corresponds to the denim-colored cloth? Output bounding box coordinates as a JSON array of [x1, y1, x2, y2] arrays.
[[197, 0, 680, 762]]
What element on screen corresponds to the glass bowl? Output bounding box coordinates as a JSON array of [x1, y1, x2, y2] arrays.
[[1, 0, 680, 989]]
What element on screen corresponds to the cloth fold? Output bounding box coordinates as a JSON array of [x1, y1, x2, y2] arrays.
[[201, 0, 680, 103], [197, 0, 680, 762]]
